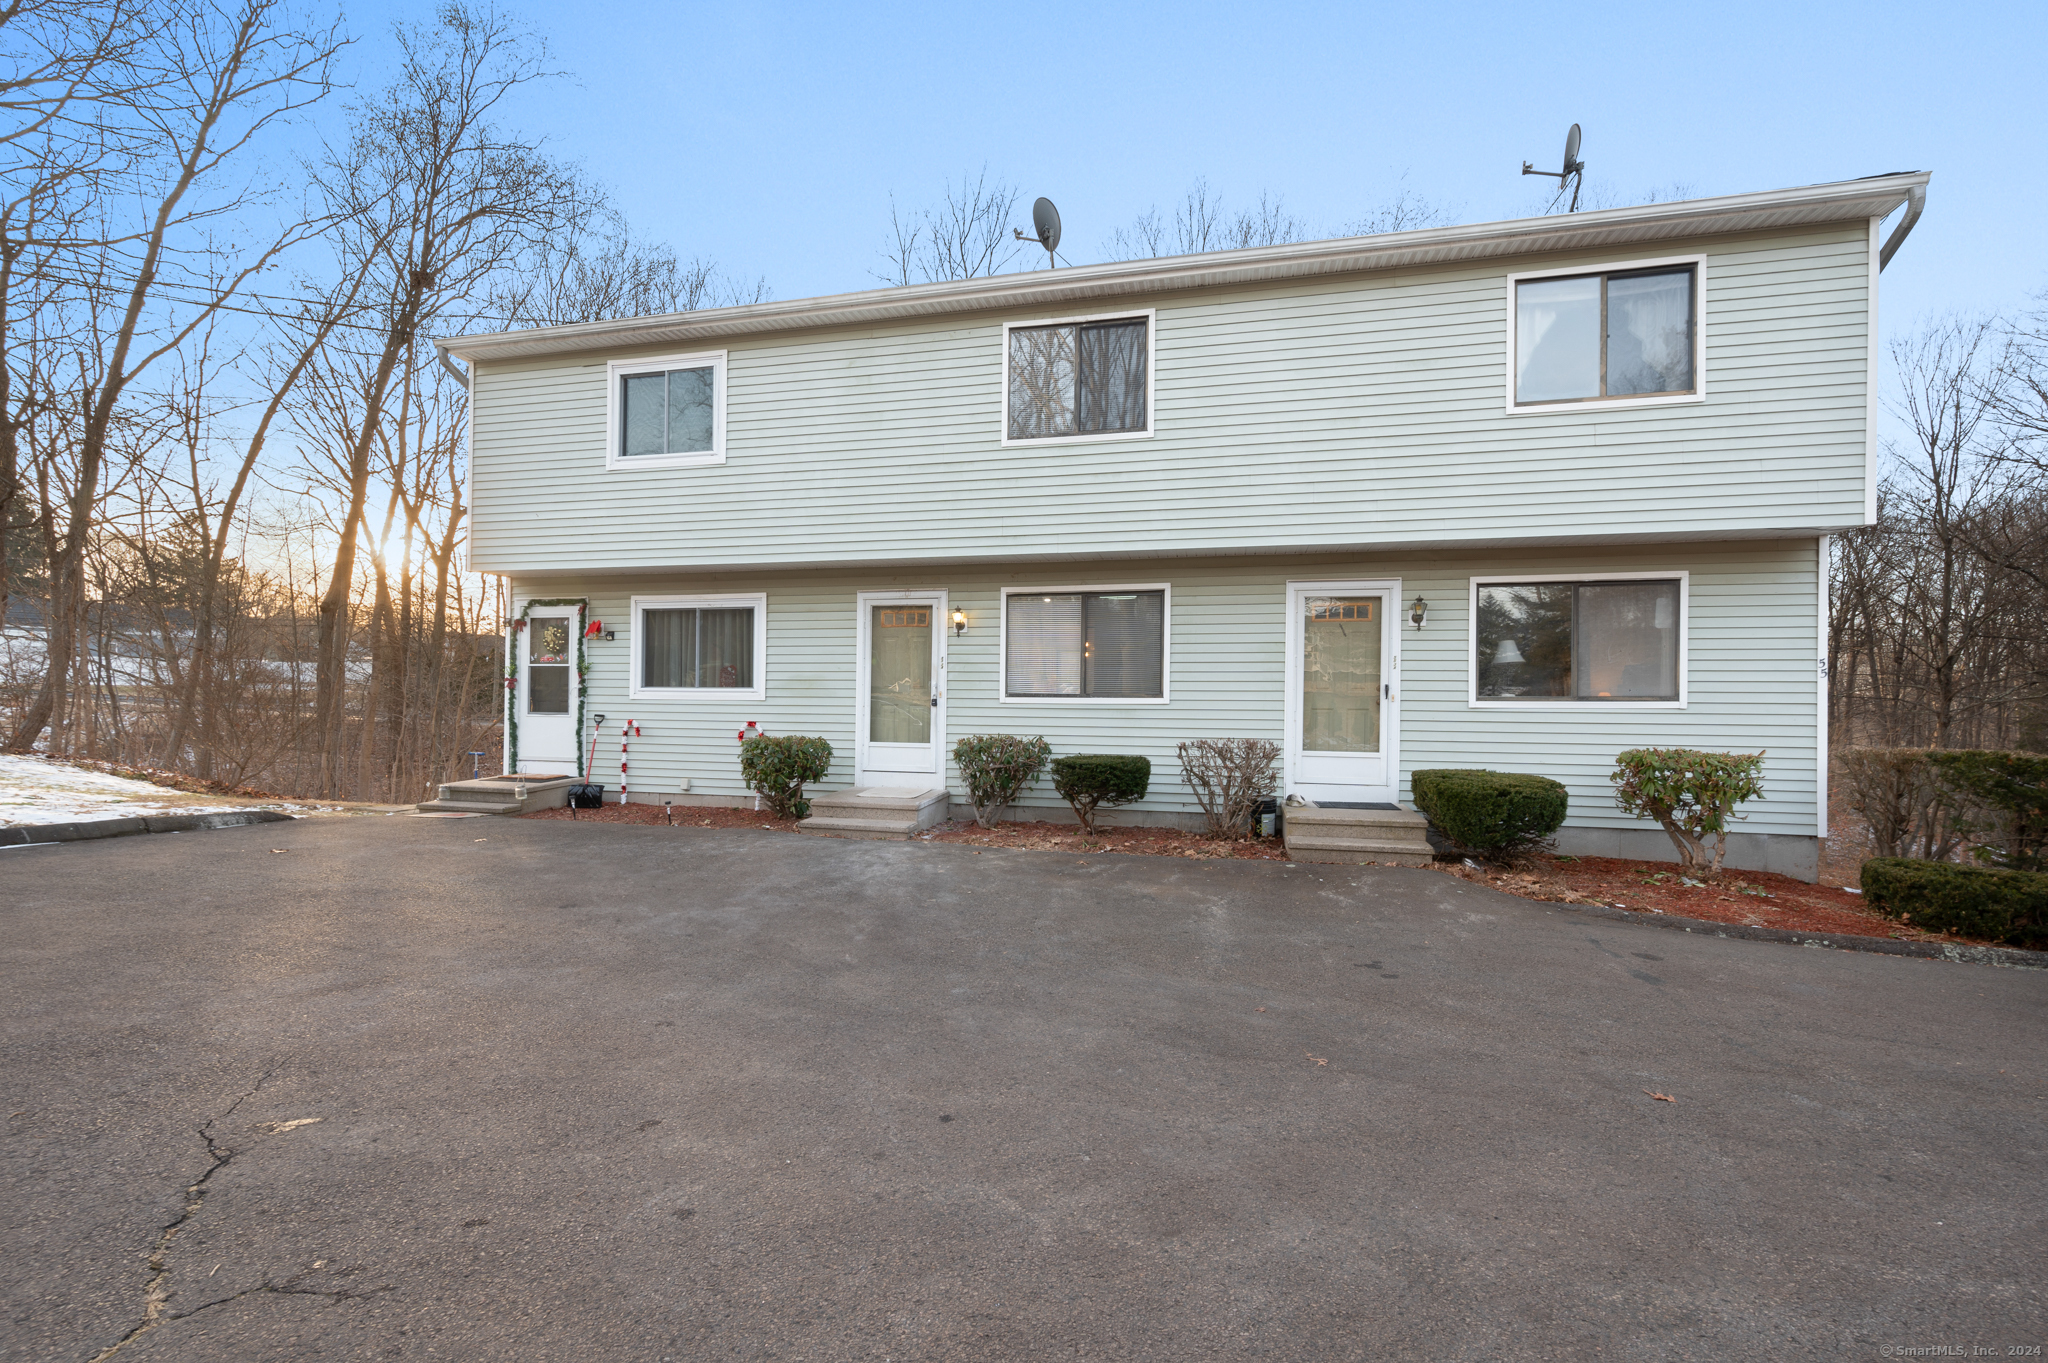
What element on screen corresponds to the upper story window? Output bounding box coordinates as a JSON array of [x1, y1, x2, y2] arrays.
[[1511, 262, 1699, 409], [1471, 575, 1685, 706], [1002, 586, 1168, 701], [606, 351, 726, 469], [1004, 311, 1153, 444]]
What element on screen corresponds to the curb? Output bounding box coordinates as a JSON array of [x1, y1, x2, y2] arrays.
[[0, 809, 295, 848], [1550, 899, 2048, 970]]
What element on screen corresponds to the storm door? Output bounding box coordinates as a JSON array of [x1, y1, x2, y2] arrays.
[[519, 606, 580, 775], [855, 590, 947, 783], [1284, 581, 1399, 805]]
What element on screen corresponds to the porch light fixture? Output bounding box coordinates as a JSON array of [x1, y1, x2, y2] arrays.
[[1408, 594, 1428, 629], [952, 609, 967, 636]]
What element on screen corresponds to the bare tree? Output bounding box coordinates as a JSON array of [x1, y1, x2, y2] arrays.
[[298, 1, 588, 796], [499, 220, 767, 325], [876, 168, 1021, 285], [1106, 178, 1313, 260], [4, 0, 344, 754]]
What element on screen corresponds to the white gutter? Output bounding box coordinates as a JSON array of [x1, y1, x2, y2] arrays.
[[437, 172, 1929, 363]]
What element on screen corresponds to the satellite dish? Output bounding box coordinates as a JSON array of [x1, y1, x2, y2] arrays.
[[1032, 197, 1061, 253], [1521, 123, 1586, 212]]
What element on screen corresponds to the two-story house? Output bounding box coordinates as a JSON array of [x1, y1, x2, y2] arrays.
[[438, 172, 1929, 881]]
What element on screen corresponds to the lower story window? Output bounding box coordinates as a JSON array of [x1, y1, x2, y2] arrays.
[[1476, 578, 1680, 701], [1006, 589, 1165, 698], [634, 596, 764, 696]]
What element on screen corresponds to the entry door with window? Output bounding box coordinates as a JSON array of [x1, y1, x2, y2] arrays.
[[856, 591, 946, 783], [519, 606, 580, 775], [1284, 581, 1399, 804]]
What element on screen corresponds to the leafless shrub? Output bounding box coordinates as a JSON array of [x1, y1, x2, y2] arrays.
[[1837, 748, 1959, 860], [1178, 737, 1280, 839]]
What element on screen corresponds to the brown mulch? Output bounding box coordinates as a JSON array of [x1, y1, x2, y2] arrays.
[[521, 801, 806, 832], [924, 818, 1289, 859], [1426, 852, 1955, 942]]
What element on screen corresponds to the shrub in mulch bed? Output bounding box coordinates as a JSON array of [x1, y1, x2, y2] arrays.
[[1860, 857, 2048, 948], [1430, 853, 1991, 943]]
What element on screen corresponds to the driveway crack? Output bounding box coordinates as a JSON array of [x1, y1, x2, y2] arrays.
[[87, 1063, 279, 1361]]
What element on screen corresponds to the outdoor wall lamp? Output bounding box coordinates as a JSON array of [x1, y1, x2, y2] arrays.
[[952, 609, 968, 636], [1409, 594, 1428, 629]]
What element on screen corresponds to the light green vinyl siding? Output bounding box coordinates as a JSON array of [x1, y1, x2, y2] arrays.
[[471, 224, 1872, 575], [517, 539, 1821, 838]]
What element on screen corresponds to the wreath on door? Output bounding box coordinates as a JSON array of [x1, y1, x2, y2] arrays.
[[505, 597, 590, 777]]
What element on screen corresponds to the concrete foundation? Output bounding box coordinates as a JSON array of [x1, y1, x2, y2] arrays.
[[1550, 826, 1821, 883]]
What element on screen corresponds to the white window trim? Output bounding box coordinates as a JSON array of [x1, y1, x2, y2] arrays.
[[999, 308, 1157, 447], [997, 582, 1171, 704], [1503, 255, 1707, 415], [605, 350, 728, 470], [628, 592, 767, 701], [1467, 571, 1690, 710]]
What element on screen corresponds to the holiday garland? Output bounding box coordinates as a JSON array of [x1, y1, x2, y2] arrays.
[[505, 597, 591, 777]]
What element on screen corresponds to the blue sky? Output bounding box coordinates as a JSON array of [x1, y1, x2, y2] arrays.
[[307, 0, 2043, 326]]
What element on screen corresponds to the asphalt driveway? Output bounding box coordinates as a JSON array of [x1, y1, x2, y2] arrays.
[[3, 816, 2043, 1361]]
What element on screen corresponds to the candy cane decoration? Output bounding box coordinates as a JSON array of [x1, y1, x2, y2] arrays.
[[619, 719, 641, 802]]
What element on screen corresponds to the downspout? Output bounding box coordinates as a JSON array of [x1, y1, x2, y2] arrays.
[[436, 345, 470, 390], [1877, 184, 1925, 271]]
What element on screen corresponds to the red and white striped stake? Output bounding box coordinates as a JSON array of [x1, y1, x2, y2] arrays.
[[619, 719, 641, 802]]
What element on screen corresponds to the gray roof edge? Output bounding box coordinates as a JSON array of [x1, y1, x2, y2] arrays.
[[438, 172, 1929, 362]]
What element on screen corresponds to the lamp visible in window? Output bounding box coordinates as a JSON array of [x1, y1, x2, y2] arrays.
[[1493, 639, 1526, 666], [952, 609, 967, 636], [1409, 595, 1428, 629]]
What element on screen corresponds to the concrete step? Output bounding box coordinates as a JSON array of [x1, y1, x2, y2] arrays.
[[416, 775, 579, 816], [1284, 803, 1435, 866], [799, 786, 949, 840], [415, 799, 523, 815]]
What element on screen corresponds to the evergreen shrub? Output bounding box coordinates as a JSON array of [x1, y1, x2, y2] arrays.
[[1924, 749, 2048, 872], [1860, 857, 2048, 948], [1050, 754, 1150, 833], [1410, 769, 1569, 857], [1610, 747, 1766, 876], [739, 734, 833, 819]]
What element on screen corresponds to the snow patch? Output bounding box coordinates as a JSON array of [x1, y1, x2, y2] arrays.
[[0, 755, 290, 827]]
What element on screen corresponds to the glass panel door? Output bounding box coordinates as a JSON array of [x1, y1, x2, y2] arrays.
[[1287, 584, 1396, 803], [869, 605, 933, 745], [859, 592, 944, 780], [1301, 597, 1380, 754]]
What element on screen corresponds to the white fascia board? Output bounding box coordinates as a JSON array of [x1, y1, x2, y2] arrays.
[[437, 174, 1929, 364]]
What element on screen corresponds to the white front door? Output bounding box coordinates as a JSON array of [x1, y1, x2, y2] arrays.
[[1284, 580, 1399, 805], [855, 590, 946, 785], [519, 606, 581, 775]]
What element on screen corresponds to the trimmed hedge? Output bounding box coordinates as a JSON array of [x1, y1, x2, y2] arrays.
[[1050, 754, 1150, 833], [1411, 769, 1569, 856], [1861, 857, 2048, 949], [1923, 749, 2048, 872]]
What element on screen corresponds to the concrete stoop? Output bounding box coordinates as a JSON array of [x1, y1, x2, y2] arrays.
[[1283, 803, 1435, 866], [415, 775, 579, 816], [798, 786, 950, 840]]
